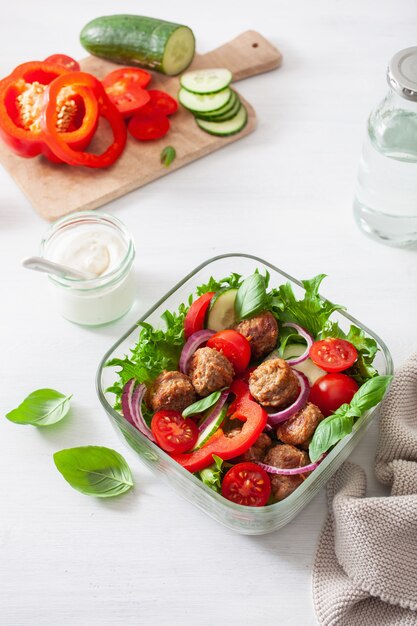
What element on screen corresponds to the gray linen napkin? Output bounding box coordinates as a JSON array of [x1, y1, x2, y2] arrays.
[[312, 352, 417, 626]]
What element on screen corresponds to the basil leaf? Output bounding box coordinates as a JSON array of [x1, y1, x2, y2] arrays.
[[309, 374, 392, 462], [160, 146, 176, 168], [183, 390, 221, 417], [235, 272, 268, 320], [348, 375, 392, 417], [198, 454, 224, 493], [54, 446, 133, 498], [309, 406, 353, 463], [5, 388, 72, 426]]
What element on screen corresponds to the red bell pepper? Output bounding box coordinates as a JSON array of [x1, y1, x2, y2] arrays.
[[41, 72, 127, 168], [170, 379, 267, 473], [0, 61, 98, 162]]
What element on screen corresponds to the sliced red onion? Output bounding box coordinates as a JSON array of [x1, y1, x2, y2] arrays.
[[198, 388, 229, 433], [131, 383, 156, 442], [121, 380, 155, 443], [121, 379, 136, 427], [179, 329, 215, 374], [256, 453, 326, 476], [282, 322, 313, 365], [266, 370, 310, 427]]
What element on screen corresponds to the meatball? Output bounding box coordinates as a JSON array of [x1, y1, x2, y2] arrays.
[[227, 430, 272, 462], [235, 311, 279, 360], [147, 370, 197, 413], [188, 347, 234, 397], [264, 444, 311, 501], [249, 358, 299, 408], [276, 402, 324, 449]]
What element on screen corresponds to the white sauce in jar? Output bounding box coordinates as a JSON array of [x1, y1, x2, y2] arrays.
[[41, 213, 136, 326], [46, 223, 127, 277]]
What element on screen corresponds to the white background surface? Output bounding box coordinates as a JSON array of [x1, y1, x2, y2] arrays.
[[1, 2, 416, 625]]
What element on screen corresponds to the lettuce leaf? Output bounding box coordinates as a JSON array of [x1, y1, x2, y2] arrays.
[[270, 274, 345, 338], [196, 273, 242, 296], [198, 455, 224, 493], [106, 303, 188, 408]]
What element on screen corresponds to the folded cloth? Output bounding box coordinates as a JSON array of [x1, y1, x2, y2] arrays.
[[312, 352, 417, 626]]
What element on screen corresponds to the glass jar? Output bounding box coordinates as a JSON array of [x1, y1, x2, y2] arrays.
[[40, 211, 136, 325], [353, 47, 417, 246]]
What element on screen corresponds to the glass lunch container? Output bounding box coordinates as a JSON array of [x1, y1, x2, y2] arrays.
[[40, 211, 136, 325], [354, 47, 417, 246], [96, 254, 393, 535]]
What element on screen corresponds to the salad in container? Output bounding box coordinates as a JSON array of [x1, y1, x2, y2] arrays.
[[97, 254, 392, 534]]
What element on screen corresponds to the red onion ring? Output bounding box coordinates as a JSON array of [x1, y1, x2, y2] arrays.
[[179, 329, 215, 374], [198, 388, 229, 433], [256, 453, 326, 476], [121, 380, 155, 442], [282, 322, 313, 365], [121, 378, 136, 427], [266, 370, 310, 427]]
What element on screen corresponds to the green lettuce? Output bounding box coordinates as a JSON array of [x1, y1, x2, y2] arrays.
[[198, 455, 224, 493], [270, 274, 345, 338]]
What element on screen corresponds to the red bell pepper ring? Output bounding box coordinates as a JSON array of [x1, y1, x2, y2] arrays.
[[170, 379, 267, 473], [41, 72, 127, 168], [0, 61, 99, 162], [0, 61, 69, 158]]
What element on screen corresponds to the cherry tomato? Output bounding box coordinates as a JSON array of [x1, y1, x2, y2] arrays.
[[310, 338, 357, 373], [221, 462, 271, 507], [128, 111, 170, 141], [184, 292, 215, 339], [309, 373, 359, 417], [145, 90, 178, 115], [102, 68, 152, 117], [207, 330, 251, 374], [151, 410, 199, 454], [44, 54, 80, 71]]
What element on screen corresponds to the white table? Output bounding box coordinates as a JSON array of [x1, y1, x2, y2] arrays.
[[1, 2, 416, 624]]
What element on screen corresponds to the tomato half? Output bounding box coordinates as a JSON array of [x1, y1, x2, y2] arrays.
[[207, 330, 251, 374], [310, 338, 357, 373], [184, 292, 215, 339], [128, 111, 170, 141], [44, 54, 80, 71], [309, 373, 359, 417], [145, 90, 178, 115], [221, 462, 271, 507], [102, 68, 152, 117], [151, 410, 199, 454]]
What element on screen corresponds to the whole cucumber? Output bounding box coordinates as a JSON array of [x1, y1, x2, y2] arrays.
[[80, 14, 195, 76]]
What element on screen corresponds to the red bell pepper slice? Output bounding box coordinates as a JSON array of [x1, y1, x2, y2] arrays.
[[41, 72, 127, 168], [0, 61, 99, 162], [170, 379, 267, 473], [0, 61, 69, 158]]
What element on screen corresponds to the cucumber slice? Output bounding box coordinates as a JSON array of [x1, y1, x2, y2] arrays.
[[207, 288, 238, 331], [196, 105, 248, 137], [180, 68, 232, 94], [178, 87, 232, 113], [80, 15, 195, 76], [193, 406, 227, 451], [194, 91, 239, 120], [197, 96, 241, 123], [282, 345, 326, 384]]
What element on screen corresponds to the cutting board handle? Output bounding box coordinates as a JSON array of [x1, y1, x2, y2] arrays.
[[191, 30, 282, 81]]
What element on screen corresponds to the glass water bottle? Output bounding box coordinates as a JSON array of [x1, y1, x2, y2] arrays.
[[353, 47, 417, 247]]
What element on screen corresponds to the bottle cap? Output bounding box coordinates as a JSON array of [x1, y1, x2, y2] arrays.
[[387, 47, 417, 101]]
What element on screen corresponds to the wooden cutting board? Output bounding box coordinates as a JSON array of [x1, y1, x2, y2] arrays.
[[0, 31, 281, 221]]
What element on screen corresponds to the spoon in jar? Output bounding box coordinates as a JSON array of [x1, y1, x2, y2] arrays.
[[22, 256, 95, 280]]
